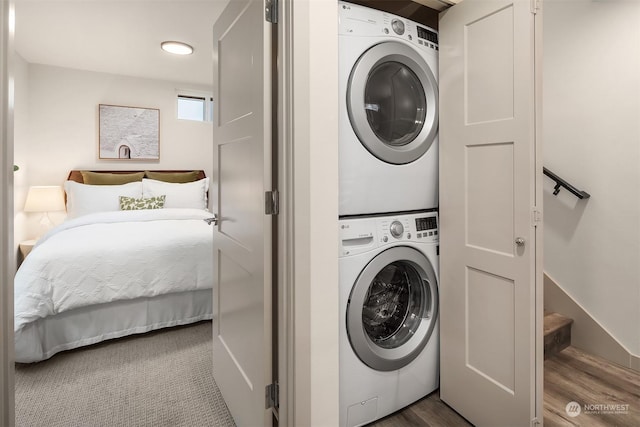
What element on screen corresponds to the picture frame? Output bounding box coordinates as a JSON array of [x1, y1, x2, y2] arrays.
[[98, 104, 160, 160]]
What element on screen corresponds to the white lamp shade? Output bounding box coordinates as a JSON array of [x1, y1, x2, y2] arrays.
[[24, 186, 65, 213]]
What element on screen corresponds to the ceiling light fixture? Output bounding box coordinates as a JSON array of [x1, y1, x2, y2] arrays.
[[161, 41, 194, 55]]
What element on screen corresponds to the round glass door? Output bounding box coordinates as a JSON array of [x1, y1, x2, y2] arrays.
[[347, 246, 438, 371], [347, 41, 438, 165], [365, 62, 426, 147]]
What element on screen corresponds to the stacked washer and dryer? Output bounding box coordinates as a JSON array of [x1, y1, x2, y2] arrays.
[[338, 2, 441, 426]]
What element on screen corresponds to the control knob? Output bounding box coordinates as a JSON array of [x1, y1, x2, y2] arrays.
[[390, 221, 404, 238], [391, 19, 405, 35]]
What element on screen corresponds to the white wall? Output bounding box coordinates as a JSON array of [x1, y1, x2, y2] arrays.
[[544, 0, 640, 355], [13, 62, 213, 243], [290, 0, 340, 425]]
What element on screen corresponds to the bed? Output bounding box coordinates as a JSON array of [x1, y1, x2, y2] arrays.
[[14, 170, 214, 363]]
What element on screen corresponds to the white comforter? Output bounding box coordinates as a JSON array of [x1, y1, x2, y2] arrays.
[[14, 209, 214, 333]]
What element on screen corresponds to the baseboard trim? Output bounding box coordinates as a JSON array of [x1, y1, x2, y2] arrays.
[[544, 273, 639, 373]]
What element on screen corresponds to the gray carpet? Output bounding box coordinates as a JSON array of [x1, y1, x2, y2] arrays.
[[14, 321, 236, 427]]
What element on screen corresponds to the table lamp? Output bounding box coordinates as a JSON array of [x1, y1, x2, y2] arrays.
[[24, 186, 66, 231]]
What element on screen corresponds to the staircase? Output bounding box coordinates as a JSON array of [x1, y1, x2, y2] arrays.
[[543, 312, 573, 359]]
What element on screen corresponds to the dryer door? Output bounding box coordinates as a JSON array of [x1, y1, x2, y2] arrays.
[[347, 246, 438, 371], [347, 41, 438, 165]]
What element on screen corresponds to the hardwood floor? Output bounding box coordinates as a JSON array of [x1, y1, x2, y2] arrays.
[[544, 347, 640, 427], [371, 389, 472, 427], [370, 346, 640, 426]]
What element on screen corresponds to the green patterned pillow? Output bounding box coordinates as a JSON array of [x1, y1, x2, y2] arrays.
[[119, 195, 166, 210]]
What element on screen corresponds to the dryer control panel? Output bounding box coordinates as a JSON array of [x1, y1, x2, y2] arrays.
[[338, 1, 439, 53]]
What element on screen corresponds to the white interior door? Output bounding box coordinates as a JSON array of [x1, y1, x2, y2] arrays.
[[439, 0, 543, 426], [1, 0, 15, 424], [211, 0, 273, 425]]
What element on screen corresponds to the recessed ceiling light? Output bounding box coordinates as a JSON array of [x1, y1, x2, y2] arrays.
[[161, 41, 194, 55]]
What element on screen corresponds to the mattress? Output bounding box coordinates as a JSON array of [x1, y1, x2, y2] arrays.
[[14, 207, 214, 363]]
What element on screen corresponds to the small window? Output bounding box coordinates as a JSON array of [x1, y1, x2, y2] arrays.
[[177, 94, 213, 122]]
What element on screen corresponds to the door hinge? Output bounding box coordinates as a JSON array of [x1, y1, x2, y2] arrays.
[[531, 417, 541, 426], [265, 0, 278, 24], [265, 382, 279, 409], [265, 190, 279, 215], [531, 207, 542, 227], [530, 0, 540, 14]]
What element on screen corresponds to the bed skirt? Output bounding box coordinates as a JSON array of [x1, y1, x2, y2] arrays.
[[15, 289, 213, 363]]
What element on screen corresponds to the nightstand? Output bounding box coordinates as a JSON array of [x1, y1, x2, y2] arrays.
[[18, 239, 36, 266]]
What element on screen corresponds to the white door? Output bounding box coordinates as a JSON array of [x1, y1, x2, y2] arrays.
[[1, 0, 15, 424], [439, 0, 543, 426], [211, 0, 273, 425]]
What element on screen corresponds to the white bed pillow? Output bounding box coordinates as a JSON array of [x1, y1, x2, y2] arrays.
[[142, 178, 209, 210], [64, 180, 143, 219]]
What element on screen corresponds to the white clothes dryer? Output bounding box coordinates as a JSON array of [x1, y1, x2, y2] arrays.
[[339, 210, 439, 427], [339, 2, 439, 216]]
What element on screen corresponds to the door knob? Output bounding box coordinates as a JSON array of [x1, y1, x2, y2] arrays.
[[515, 237, 525, 246], [204, 215, 218, 226]]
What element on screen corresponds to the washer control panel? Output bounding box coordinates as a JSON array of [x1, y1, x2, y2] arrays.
[[339, 211, 439, 257], [389, 221, 404, 238], [377, 212, 438, 244]]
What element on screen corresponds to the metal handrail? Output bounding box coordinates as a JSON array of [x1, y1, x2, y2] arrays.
[[543, 167, 590, 199]]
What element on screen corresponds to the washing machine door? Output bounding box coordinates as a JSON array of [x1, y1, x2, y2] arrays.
[[347, 246, 438, 371], [347, 41, 438, 165]]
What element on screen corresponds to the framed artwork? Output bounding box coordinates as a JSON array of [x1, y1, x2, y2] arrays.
[[99, 104, 160, 160]]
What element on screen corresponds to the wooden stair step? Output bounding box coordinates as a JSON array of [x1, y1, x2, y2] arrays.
[[544, 312, 573, 359]]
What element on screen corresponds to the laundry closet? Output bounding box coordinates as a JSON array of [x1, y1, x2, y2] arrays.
[[201, 0, 542, 425], [336, 0, 542, 426]]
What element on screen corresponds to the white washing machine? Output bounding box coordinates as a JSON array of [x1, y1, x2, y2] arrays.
[[339, 210, 439, 427], [339, 2, 439, 216]]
